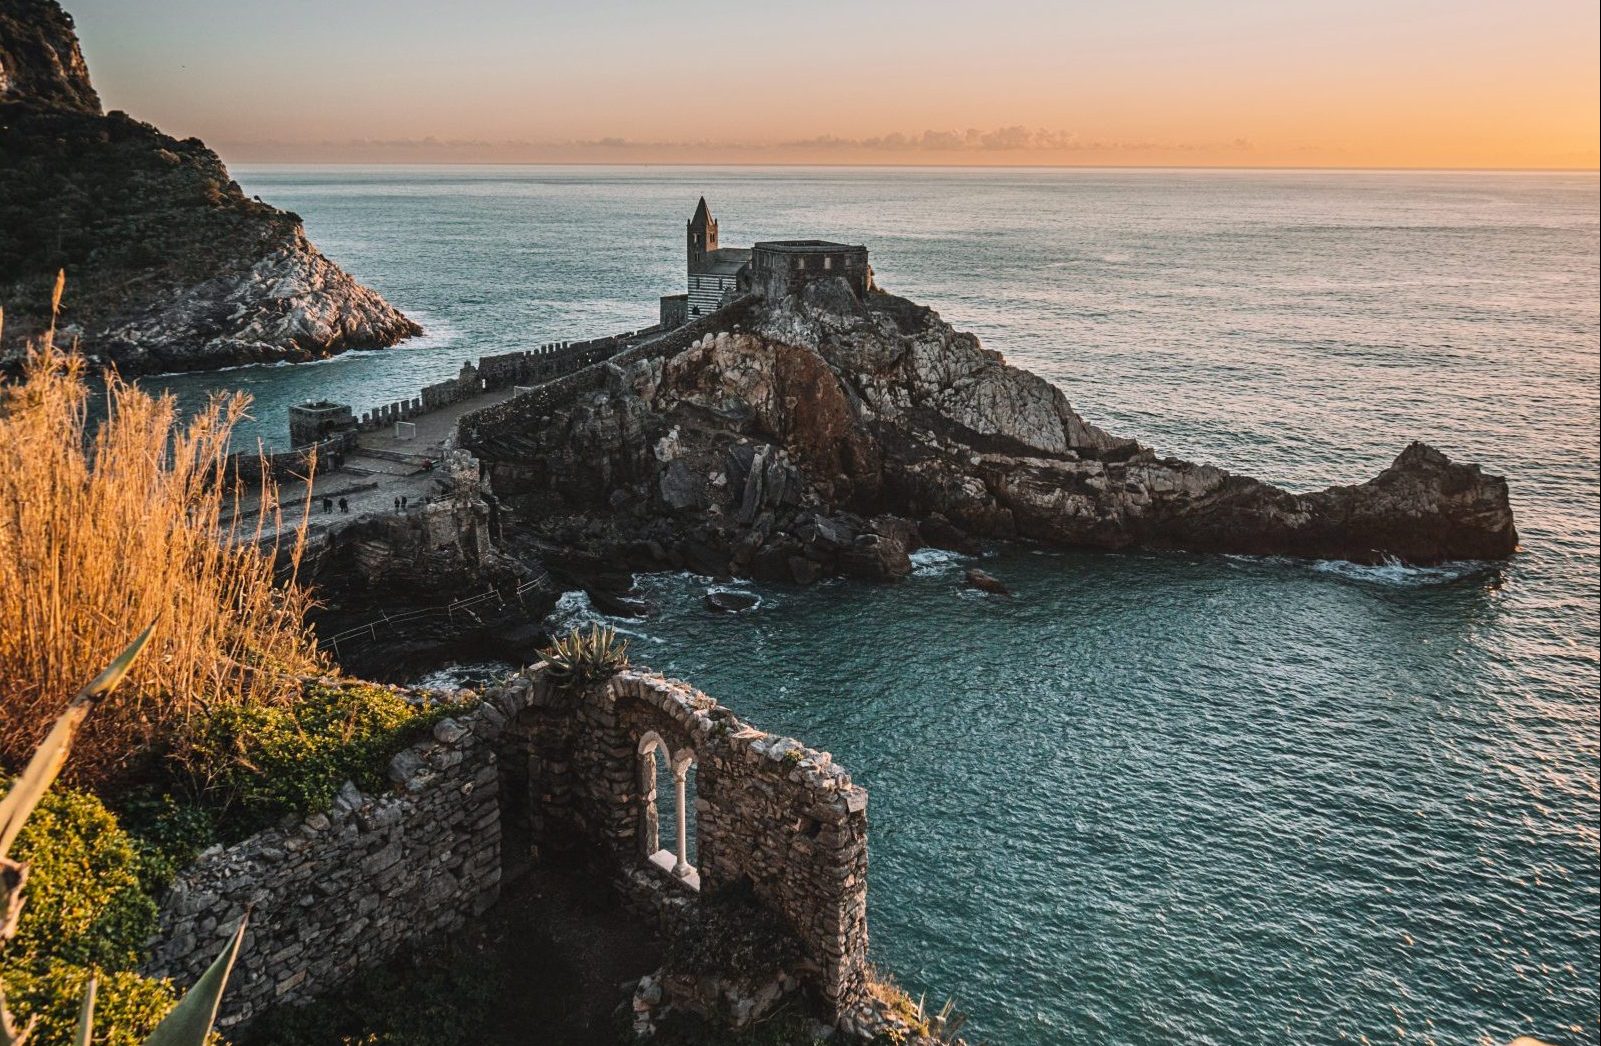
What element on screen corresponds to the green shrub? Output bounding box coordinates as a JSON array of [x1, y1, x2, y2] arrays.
[[0, 961, 176, 1046], [6, 783, 157, 968], [0, 781, 175, 1043], [190, 680, 470, 836], [118, 792, 219, 893]]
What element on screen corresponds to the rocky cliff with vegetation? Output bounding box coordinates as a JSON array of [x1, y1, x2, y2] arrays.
[[465, 280, 1518, 579], [0, 0, 419, 374]]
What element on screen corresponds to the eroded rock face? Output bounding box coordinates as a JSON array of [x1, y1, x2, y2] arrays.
[[0, 0, 98, 112], [305, 464, 556, 679], [467, 279, 1518, 577], [0, 1, 420, 374]]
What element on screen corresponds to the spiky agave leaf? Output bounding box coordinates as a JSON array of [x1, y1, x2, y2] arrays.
[[142, 915, 247, 1046], [0, 623, 157, 859], [1, 625, 157, 946], [73, 975, 96, 1046], [538, 624, 628, 688]]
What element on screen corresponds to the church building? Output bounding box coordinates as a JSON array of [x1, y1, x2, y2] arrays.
[[686, 197, 751, 316], [659, 198, 872, 328]]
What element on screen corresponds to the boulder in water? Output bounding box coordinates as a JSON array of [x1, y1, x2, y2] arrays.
[[965, 568, 1011, 596], [705, 589, 760, 613]]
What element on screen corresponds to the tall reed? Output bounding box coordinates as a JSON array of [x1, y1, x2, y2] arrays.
[[0, 286, 325, 787]]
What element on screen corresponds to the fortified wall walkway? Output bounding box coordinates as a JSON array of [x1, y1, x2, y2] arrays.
[[235, 298, 759, 551], [230, 322, 669, 547], [238, 385, 518, 547]]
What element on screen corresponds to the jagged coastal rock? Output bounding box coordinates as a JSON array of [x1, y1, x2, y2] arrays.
[[464, 281, 1518, 576], [0, 0, 419, 374], [301, 453, 557, 680]]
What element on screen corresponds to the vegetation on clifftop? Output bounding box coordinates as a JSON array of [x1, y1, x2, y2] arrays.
[[0, 105, 300, 348], [190, 679, 473, 840], [0, 782, 180, 1044], [0, 330, 482, 1039], [0, 341, 323, 788]]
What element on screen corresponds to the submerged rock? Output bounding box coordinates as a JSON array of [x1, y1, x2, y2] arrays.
[[964, 568, 1011, 596], [0, 0, 420, 374], [464, 261, 1517, 576], [705, 589, 760, 613]]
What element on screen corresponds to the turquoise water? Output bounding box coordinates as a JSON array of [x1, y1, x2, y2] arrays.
[[158, 167, 1598, 1045]]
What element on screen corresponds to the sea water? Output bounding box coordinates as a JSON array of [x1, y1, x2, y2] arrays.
[[150, 167, 1599, 1045]]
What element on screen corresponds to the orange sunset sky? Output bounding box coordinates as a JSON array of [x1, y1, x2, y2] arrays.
[[68, 0, 1600, 168]]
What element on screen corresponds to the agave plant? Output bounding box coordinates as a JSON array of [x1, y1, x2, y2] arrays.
[[538, 623, 630, 688], [0, 626, 248, 1046]]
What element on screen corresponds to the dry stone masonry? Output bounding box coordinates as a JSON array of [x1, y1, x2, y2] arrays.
[[144, 666, 879, 1034], [509, 668, 871, 1020], [142, 700, 502, 1028]]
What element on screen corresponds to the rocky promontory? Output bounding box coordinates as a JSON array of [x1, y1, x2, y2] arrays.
[[463, 280, 1518, 578], [0, 0, 420, 374]]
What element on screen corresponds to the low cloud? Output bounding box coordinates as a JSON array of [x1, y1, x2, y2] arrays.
[[784, 127, 1254, 153], [214, 126, 1256, 165]]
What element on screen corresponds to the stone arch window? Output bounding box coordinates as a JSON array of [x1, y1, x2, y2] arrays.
[[637, 732, 699, 889]]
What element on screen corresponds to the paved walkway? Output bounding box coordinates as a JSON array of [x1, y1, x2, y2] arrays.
[[237, 386, 519, 546]]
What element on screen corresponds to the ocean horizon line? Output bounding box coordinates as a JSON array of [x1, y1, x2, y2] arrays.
[[219, 159, 1601, 174]]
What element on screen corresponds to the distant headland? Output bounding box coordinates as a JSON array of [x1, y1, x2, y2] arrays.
[[0, 0, 419, 375]]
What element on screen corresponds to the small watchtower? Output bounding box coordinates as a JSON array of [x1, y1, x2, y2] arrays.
[[288, 400, 355, 449]]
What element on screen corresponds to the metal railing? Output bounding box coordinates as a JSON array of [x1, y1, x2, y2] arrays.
[[317, 572, 550, 657]]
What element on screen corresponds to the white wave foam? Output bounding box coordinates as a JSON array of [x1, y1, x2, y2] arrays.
[[391, 309, 461, 352], [412, 660, 515, 692], [550, 588, 658, 640], [705, 586, 763, 612], [1310, 555, 1489, 587], [910, 547, 973, 577]]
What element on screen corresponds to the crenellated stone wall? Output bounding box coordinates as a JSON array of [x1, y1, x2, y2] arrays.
[[143, 664, 873, 1031], [224, 430, 358, 483], [459, 296, 760, 461]]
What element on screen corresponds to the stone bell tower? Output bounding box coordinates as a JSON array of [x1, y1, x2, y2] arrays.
[[687, 196, 717, 274]]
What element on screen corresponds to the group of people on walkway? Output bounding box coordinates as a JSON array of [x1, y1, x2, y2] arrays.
[[316, 492, 418, 518]]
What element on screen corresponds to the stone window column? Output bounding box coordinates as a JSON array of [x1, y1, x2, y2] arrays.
[[672, 758, 692, 878]]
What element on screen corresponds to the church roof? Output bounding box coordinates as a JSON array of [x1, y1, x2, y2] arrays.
[[698, 247, 750, 276], [691, 196, 713, 225]]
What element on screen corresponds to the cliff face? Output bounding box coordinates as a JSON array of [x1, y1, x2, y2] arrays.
[[0, 0, 419, 374], [465, 280, 1518, 576], [302, 453, 558, 680], [0, 0, 97, 112]]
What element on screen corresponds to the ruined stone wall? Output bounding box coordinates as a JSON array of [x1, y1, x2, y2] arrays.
[[512, 669, 871, 1018], [141, 688, 522, 1029], [142, 664, 871, 1030]]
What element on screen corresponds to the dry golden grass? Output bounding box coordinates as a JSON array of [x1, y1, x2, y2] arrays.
[[0, 287, 326, 787]]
